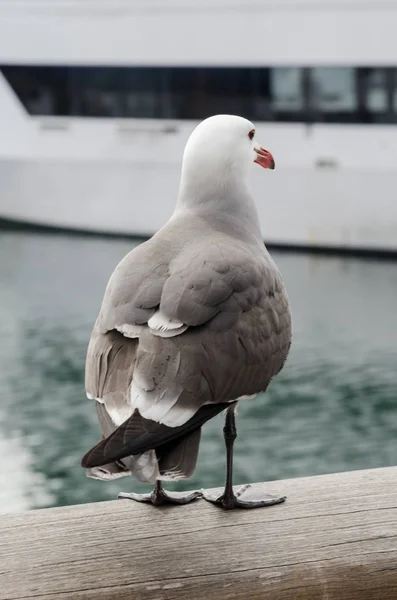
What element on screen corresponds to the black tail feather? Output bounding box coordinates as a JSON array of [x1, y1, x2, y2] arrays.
[[82, 402, 231, 468]]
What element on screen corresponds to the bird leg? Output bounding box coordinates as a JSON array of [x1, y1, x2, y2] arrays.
[[118, 480, 202, 506], [202, 405, 286, 509]]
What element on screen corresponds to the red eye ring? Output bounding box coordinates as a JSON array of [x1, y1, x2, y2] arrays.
[[248, 129, 255, 140]]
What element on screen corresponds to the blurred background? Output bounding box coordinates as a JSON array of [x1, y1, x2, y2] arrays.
[[0, 0, 396, 513]]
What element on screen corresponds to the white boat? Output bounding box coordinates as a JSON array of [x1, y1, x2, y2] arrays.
[[1, 0, 397, 253]]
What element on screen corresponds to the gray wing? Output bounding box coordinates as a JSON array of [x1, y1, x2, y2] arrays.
[[83, 235, 291, 471], [84, 318, 229, 480], [126, 239, 291, 426]]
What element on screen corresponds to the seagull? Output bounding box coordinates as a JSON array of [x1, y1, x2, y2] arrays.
[[81, 114, 292, 509]]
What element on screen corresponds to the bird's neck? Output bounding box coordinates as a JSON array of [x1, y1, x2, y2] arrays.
[[175, 170, 263, 241]]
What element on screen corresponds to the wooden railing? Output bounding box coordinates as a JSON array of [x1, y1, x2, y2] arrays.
[[1, 466, 396, 599]]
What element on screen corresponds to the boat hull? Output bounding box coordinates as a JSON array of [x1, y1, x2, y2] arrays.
[[1, 157, 396, 254]]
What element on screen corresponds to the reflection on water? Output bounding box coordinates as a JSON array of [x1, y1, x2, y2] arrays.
[[0, 231, 396, 513]]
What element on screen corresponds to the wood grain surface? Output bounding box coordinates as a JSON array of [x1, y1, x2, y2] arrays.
[[1, 467, 396, 600]]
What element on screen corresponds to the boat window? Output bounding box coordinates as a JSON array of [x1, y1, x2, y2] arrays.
[[308, 67, 357, 122], [362, 68, 388, 115], [1, 65, 397, 124], [270, 67, 304, 120], [166, 67, 261, 119]]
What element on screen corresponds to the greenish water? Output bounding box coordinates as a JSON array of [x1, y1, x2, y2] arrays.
[[0, 230, 396, 513]]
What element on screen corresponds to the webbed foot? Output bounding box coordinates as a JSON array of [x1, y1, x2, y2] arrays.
[[202, 483, 286, 510], [118, 487, 202, 506]]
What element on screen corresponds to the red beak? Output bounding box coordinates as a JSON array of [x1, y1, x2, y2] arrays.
[[254, 146, 275, 170]]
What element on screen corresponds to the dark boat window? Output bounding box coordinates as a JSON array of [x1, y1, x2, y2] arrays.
[[356, 67, 397, 123], [1, 65, 397, 124], [308, 67, 357, 122], [270, 67, 304, 121]]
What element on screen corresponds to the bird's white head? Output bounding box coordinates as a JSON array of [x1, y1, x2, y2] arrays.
[[180, 115, 275, 196]]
